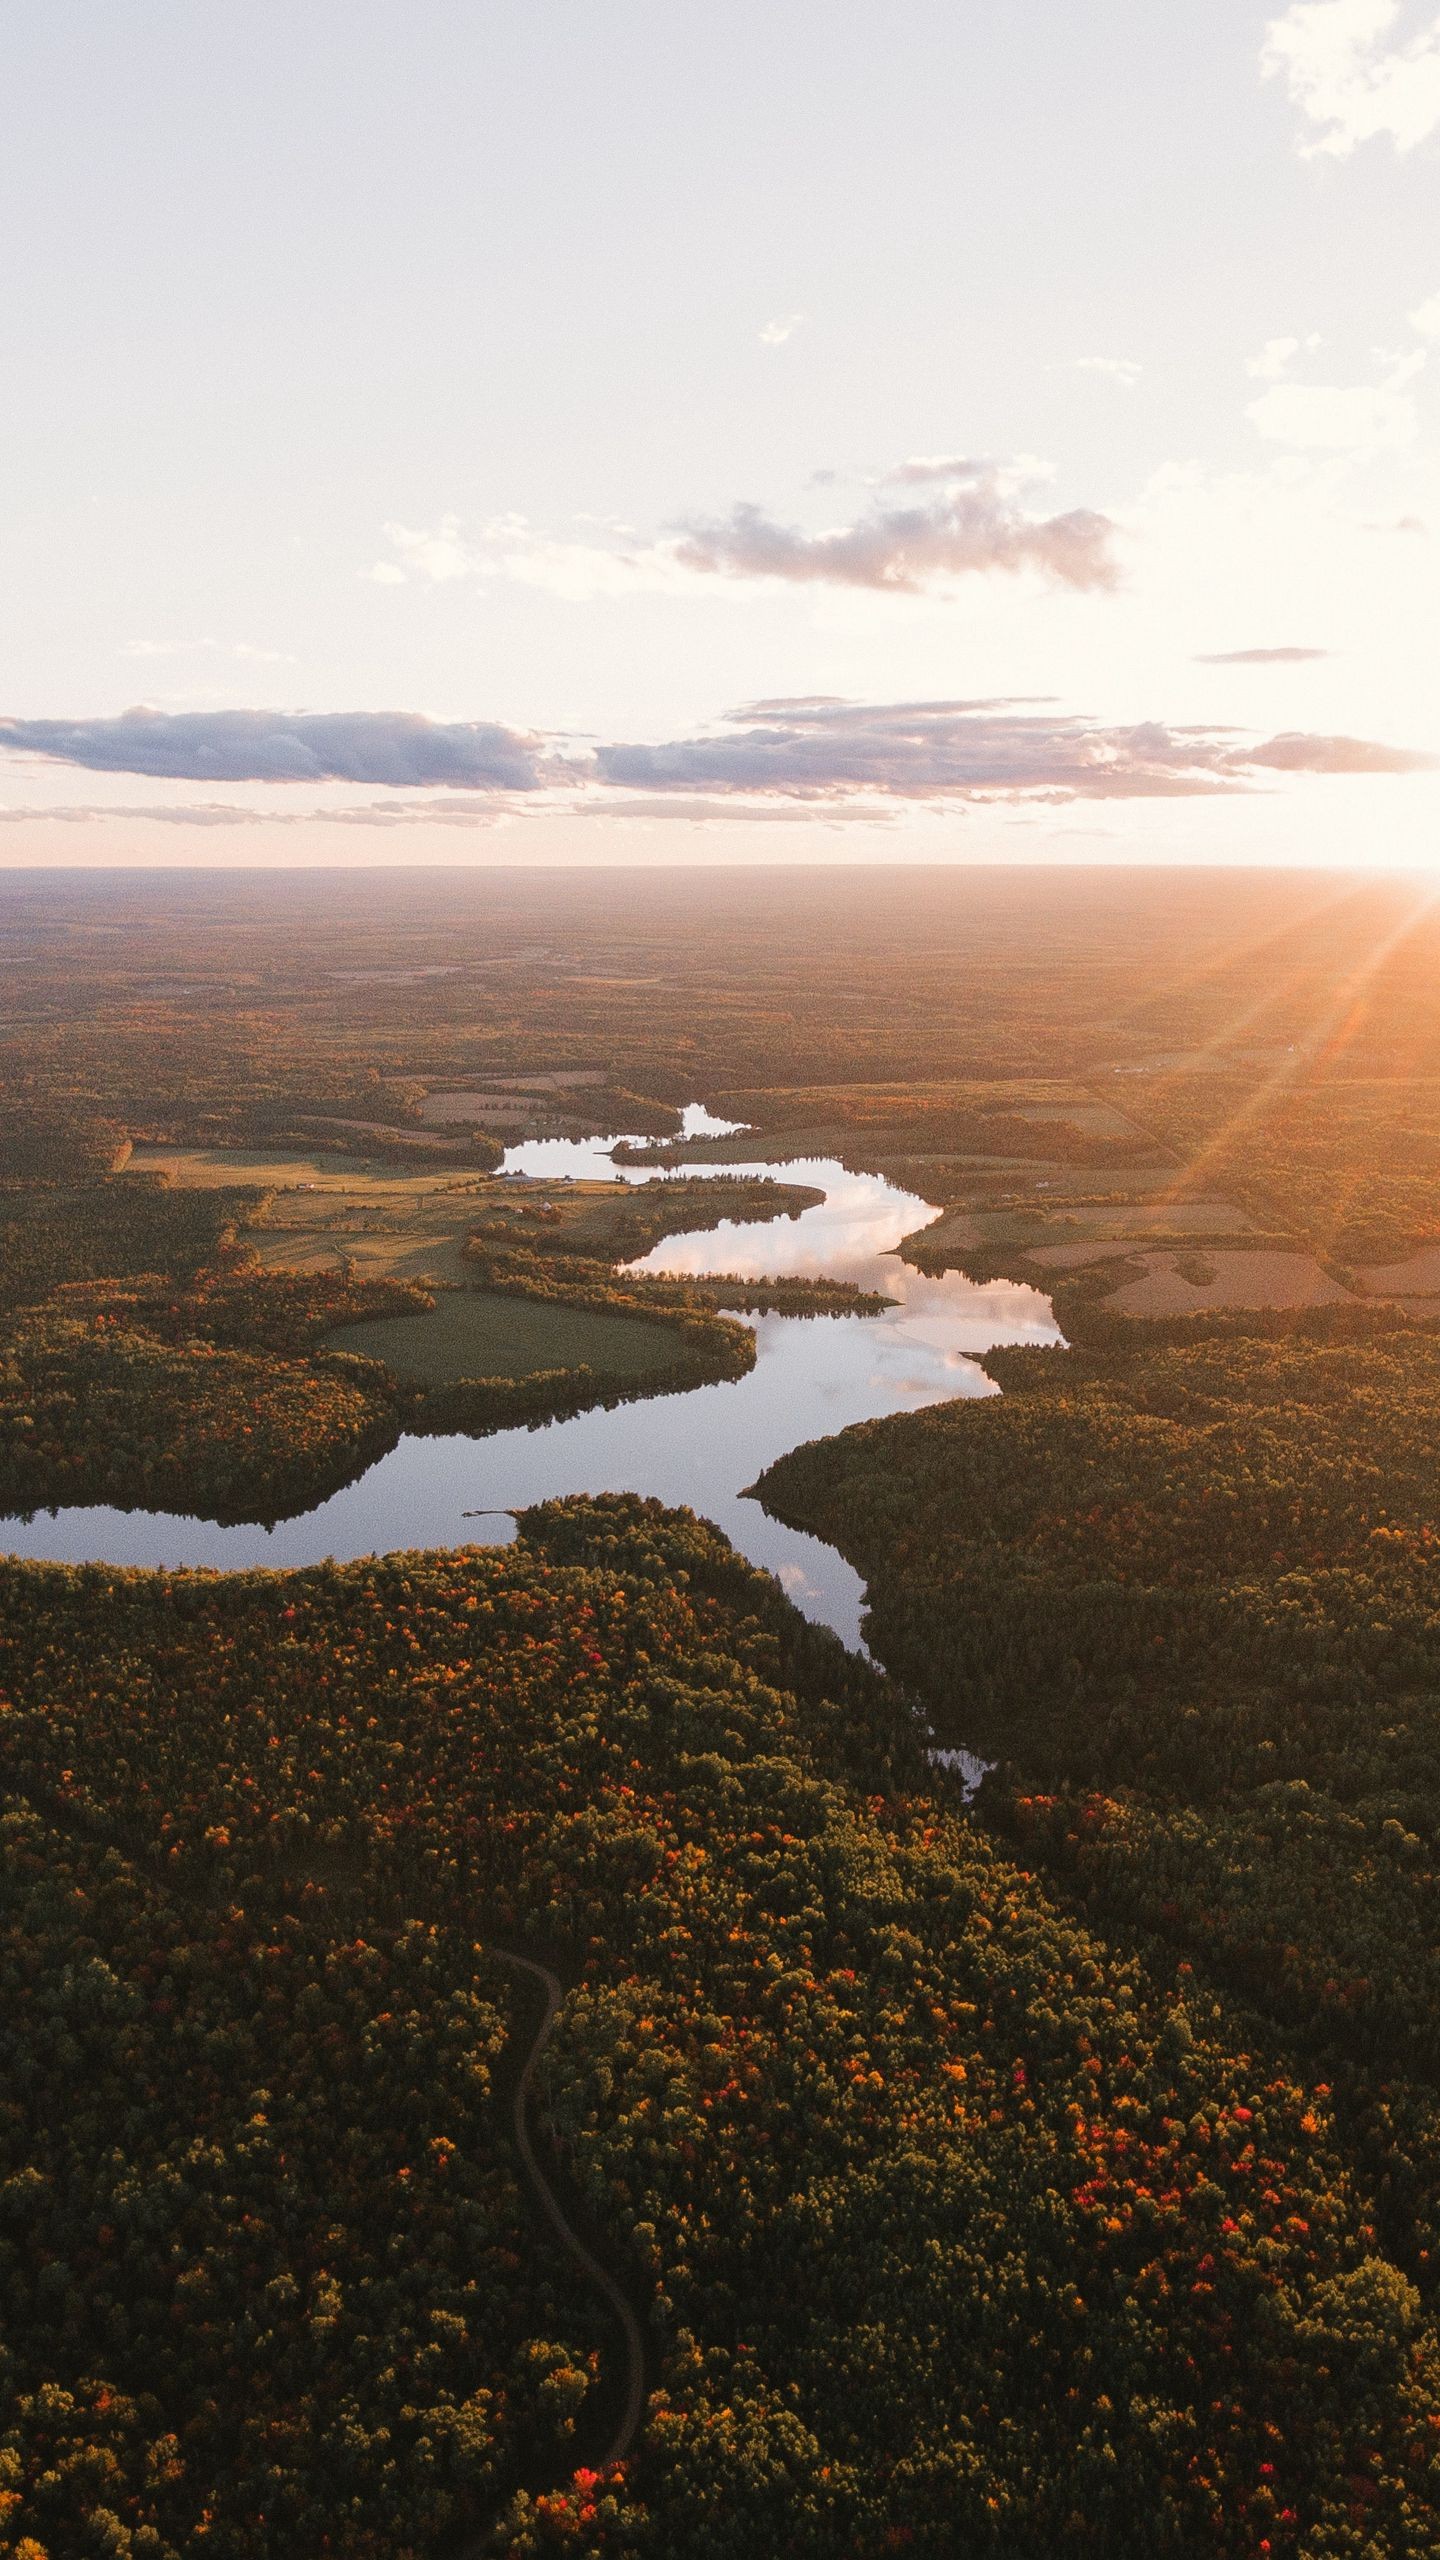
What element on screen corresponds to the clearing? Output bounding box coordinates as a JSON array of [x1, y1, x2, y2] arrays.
[[329, 1288, 693, 1385], [1095, 1248, 1349, 1317], [126, 1145, 507, 1285]]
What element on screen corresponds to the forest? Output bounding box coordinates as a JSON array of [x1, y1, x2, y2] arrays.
[[759, 1310, 1440, 2248], [5, 1497, 1440, 2558]]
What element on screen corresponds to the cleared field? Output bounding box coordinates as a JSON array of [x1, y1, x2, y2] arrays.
[[1008, 1099, 1145, 1136], [292, 1114, 472, 1151], [930, 1201, 1258, 1252], [1102, 1248, 1349, 1316], [902, 1187, 1249, 1272], [253, 1215, 484, 1287], [416, 1094, 554, 1125], [1035, 1199, 1258, 1238], [126, 1144, 405, 1188], [946, 1165, 1179, 1200], [1355, 1244, 1440, 1297], [419, 1074, 604, 1123], [328, 1287, 691, 1384], [125, 1146, 503, 1285], [1019, 1239, 1350, 1313], [907, 1209, 986, 1256]]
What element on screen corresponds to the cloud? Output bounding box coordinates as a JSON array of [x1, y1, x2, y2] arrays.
[[1194, 645, 1333, 662], [1244, 729, 1437, 771], [323, 798, 519, 827], [366, 459, 1118, 600], [1262, 0, 1440, 156], [593, 695, 1437, 803], [1248, 336, 1302, 379], [367, 513, 693, 601], [1247, 356, 1424, 449], [1074, 357, 1143, 386], [1411, 289, 1440, 338], [5, 697, 1431, 820], [0, 801, 263, 828], [671, 465, 1119, 594], [0, 796, 519, 830], [758, 313, 804, 345], [881, 453, 1003, 486], [564, 793, 896, 826], [0, 708, 550, 789], [365, 516, 476, 583]]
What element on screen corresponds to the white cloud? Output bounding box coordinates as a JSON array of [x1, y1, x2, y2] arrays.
[[1411, 289, 1440, 337], [884, 452, 1054, 491], [365, 513, 694, 601], [1262, 0, 1440, 157], [0, 797, 520, 830], [1247, 333, 1324, 379], [1248, 336, 1300, 379], [594, 695, 1436, 800], [1194, 644, 1333, 662], [673, 461, 1118, 593], [1247, 352, 1425, 449], [370, 515, 476, 583], [758, 312, 804, 345], [563, 793, 897, 826], [363, 457, 1119, 602], [1074, 357, 1143, 386], [0, 708, 550, 789], [3, 695, 1434, 821]]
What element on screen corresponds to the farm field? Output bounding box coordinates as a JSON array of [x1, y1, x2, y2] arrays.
[[125, 1144, 397, 1186], [127, 1146, 499, 1285], [1067, 1243, 1348, 1316], [329, 1284, 700, 1385], [122, 1148, 824, 1300]]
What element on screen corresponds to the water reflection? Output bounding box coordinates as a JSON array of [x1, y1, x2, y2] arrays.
[[0, 1123, 1061, 1653], [678, 1102, 747, 1140]]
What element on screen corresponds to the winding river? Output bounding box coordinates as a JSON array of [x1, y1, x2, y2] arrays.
[[0, 1109, 1060, 1654]]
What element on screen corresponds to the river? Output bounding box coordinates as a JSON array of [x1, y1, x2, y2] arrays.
[[0, 1108, 1059, 1654]]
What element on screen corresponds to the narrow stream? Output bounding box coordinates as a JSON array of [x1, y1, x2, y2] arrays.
[[0, 1112, 1060, 1654]]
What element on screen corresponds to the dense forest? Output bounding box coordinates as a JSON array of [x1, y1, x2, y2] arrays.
[[5, 1497, 1440, 2558], [0, 1268, 418, 1522], [759, 1311, 1440, 2262]]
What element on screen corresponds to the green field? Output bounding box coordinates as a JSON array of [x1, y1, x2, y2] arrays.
[[328, 1284, 695, 1383]]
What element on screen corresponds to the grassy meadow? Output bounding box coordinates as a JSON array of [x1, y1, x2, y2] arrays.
[[329, 1284, 702, 1386]]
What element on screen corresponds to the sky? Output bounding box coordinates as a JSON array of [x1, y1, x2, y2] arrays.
[[1, 0, 1438, 869]]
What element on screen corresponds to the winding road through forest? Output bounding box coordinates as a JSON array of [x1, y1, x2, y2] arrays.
[[489, 1946, 647, 2471]]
